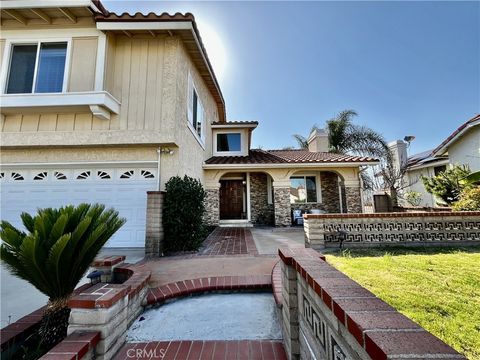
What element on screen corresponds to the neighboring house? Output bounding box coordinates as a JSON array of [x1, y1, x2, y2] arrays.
[[0, 1, 377, 247], [391, 114, 480, 207]]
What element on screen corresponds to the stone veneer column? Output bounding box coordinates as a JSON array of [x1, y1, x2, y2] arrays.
[[345, 185, 363, 213], [274, 183, 291, 226], [145, 191, 165, 257], [204, 185, 220, 226], [319, 172, 341, 213]]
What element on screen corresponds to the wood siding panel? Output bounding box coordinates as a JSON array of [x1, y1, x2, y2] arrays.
[[74, 113, 93, 130], [2, 115, 22, 132], [153, 39, 165, 131], [92, 115, 111, 130], [119, 39, 132, 130], [0, 40, 6, 75], [20, 114, 39, 131], [127, 40, 142, 130], [56, 114, 75, 131], [38, 114, 57, 131], [68, 37, 98, 92]]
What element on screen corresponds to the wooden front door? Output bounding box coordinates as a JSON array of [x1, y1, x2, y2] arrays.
[[220, 180, 244, 219]]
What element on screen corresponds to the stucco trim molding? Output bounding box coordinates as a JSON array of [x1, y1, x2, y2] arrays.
[[0, 91, 120, 118]]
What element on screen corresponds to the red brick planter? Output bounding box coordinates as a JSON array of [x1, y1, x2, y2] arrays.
[[39, 331, 100, 360], [146, 275, 272, 305]]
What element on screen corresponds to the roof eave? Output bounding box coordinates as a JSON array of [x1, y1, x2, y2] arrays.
[[431, 117, 480, 157], [94, 16, 226, 122], [203, 161, 379, 170]]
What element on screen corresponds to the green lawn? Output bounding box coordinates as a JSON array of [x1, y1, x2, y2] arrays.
[[324, 246, 480, 360]]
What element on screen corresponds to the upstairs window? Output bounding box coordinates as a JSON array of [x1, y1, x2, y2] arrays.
[[217, 133, 241, 152], [6, 42, 67, 94], [290, 176, 317, 203], [187, 72, 205, 142]]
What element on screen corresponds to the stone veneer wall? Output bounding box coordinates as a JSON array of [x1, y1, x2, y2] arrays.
[[250, 173, 274, 225], [145, 191, 165, 257], [204, 188, 220, 226], [345, 186, 362, 213], [320, 172, 341, 213], [274, 187, 291, 226], [279, 247, 466, 360], [304, 211, 480, 249]]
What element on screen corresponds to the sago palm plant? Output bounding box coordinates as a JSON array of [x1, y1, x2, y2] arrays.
[[0, 203, 125, 348]]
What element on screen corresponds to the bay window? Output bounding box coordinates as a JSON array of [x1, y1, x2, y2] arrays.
[[6, 42, 68, 94]]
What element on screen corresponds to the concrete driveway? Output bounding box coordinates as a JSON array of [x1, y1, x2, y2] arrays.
[[1, 248, 145, 328]]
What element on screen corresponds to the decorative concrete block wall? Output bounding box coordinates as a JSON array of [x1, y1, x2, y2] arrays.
[[278, 248, 466, 360], [304, 211, 480, 249], [145, 191, 165, 257], [204, 188, 220, 226], [250, 173, 274, 225], [274, 187, 291, 226]]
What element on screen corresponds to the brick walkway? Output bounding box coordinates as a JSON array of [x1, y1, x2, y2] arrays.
[[114, 340, 287, 360], [199, 228, 258, 256]]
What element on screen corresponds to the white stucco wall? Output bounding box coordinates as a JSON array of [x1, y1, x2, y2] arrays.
[[446, 126, 480, 172], [405, 167, 438, 207]]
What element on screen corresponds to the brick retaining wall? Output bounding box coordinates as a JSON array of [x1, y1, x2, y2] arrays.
[[304, 211, 480, 249], [278, 247, 466, 360]]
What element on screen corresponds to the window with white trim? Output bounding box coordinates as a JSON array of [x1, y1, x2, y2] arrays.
[[217, 133, 241, 152], [187, 72, 205, 142], [290, 176, 317, 203], [6, 42, 67, 94]]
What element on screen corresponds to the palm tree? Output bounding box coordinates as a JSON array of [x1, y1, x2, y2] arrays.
[[326, 110, 389, 158], [293, 124, 320, 149], [0, 204, 125, 348]]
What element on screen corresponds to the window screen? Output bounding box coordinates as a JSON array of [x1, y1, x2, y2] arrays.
[[6, 44, 37, 94]]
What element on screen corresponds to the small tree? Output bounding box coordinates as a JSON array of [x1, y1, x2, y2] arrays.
[[0, 204, 125, 348], [163, 175, 206, 252], [422, 165, 471, 205]]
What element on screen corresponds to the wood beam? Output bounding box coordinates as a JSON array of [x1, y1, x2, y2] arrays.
[[148, 30, 156, 38], [167, 30, 173, 37], [3, 9, 27, 25], [31, 8, 51, 24], [58, 7, 76, 23], [123, 30, 132, 38]]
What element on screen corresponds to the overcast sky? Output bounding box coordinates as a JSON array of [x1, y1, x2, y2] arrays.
[[104, 1, 479, 155]]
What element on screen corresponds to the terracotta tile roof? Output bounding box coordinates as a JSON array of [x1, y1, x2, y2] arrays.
[[432, 114, 480, 156], [205, 149, 377, 165]]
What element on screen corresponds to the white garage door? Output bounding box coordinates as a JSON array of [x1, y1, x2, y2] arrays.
[[0, 167, 157, 247]]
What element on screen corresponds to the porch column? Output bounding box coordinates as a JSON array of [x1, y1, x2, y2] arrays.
[[204, 182, 220, 226], [273, 181, 291, 227], [145, 191, 165, 257], [344, 179, 363, 213]]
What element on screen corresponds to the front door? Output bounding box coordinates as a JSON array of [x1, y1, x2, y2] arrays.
[[220, 180, 244, 219]]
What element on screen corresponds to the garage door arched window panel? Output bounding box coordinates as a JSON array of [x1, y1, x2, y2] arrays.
[[97, 171, 112, 180], [141, 170, 155, 179], [54, 171, 67, 180], [11, 172, 25, 181], [0, 172, 4, 180], [120, 170, 134, 179], [76, 171, 91, 180], [33, 172, 48, 181]]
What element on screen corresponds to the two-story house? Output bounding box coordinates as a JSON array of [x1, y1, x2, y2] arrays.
[[0, 0, 377, 248]]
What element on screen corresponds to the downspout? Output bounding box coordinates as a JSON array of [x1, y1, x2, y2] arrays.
[[156, 147, 161, 191]]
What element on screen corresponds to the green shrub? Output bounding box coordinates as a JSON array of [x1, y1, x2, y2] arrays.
[[452, 187, 480, 211], [163, 175, 206, 252], [422, 165, 471, 205], [405, 191, 422, 207]]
